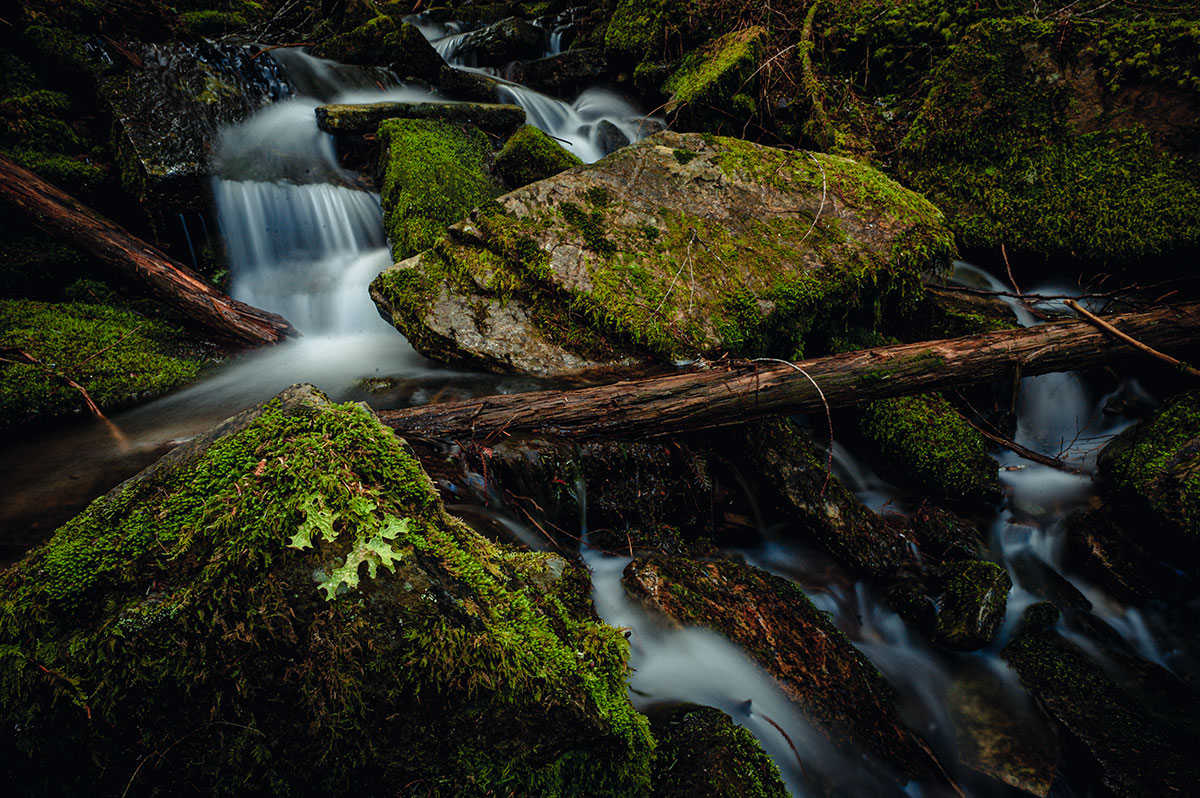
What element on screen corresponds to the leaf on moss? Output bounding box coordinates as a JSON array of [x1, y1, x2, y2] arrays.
[[289, 493, 338, 550]]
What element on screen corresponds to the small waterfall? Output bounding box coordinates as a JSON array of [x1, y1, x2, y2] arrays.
[[497, 85, 657, 163]]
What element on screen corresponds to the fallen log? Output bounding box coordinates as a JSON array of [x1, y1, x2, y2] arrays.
[[379, 302, 1200, 440], [0, 155, 294, 347]]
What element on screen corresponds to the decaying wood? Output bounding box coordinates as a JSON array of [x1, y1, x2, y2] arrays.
[[0, 155, 295, 347], [1064, 298, 1200, 378], [379, 302, 1200, 440]]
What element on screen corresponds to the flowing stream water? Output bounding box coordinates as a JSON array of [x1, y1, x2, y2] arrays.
[[1, 21, 1193, 798]]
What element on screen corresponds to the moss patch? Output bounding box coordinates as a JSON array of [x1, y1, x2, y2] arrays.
[[0, 298, 208, 427], [0, 386, 654, 795], [931, 560, 1011, 651], [857, 393, 1000, 502], [650, 704, 788, 798], [662, 25, 766, 132], [495, 124, 583, 189], [378, 117, 503, 261]]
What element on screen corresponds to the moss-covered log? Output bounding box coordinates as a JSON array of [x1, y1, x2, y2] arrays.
[[0, 154, 294, 346], [377, 301, 1200, 440]]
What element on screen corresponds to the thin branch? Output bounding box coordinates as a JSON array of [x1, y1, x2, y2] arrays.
[[752, 357, 833, 496], [1063, 299, 1200, 377], [963, 415, 1084, 475], [0, 348, 105, 418]]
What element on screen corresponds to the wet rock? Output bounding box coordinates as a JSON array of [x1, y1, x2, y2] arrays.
[[649, 704, 788, 798], [311, 14, 398, 65], [376, 117, 503, 261], [102, 40, 286, 214], [371, 130, 955, 376], [1002, 604, 1200, 798], [662, 26, 767, 133], [381, 20, 445, 83], [315, 100, 526, 136], [900, 18, 1200, 265], [0, 384, 654, 795], [623, 555, 928, 781], [509, 47, 609, 95], [945, 667, 1057, 796], [1067, 506, 1192, 603], [738, 418, 914, 577], [930, 560, 1011, 651], [855, 393, 1002, 504], [439, 63, 507, 103], [596, 118, 631, 154], [495, 124, 583, 188], [457, 16, 545, 66]]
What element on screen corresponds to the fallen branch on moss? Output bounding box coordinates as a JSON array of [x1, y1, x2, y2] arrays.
[[0, 347, 105, 418], [0, 155, 295, 347], [378, 301, 1200, 440]]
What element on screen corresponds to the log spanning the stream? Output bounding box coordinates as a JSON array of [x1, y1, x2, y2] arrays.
[[379, 302, 1200, 440], [0, 155, 295, 347]]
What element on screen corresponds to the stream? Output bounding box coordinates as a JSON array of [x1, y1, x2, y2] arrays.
[[2, 15, 1195, 798]]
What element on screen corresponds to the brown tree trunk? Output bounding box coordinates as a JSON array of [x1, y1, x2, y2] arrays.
[[379, 302, 1200, 440], [0, 155, 295, 347]]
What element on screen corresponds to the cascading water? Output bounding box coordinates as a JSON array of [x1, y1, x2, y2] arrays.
[[496, 85, 657, 163]]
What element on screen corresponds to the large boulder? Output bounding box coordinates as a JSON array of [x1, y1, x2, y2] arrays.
[[0, 385, 654, 796], [623, 555, 930, 783], [371, 130, 955, 376]]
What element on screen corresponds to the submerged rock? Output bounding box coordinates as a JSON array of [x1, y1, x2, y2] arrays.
[[623, 555, 928, 782], [649, 704, 788, 798], [1002, 604, 1200, 797], [371, 130, 955, 376], [0, 385, 654, 795]]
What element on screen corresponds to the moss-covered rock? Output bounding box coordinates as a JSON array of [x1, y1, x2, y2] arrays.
[[900, 18, 1200, 266], [649, 704, 788, 798], [382, 20, 446, 82], [371, 130, 955, 376], [377, 117, 504, 262], [662, 26, 766, 134], [316, 100, 526, 136], [623, 555, 927, 782], [0, 297, 210, 428], [1101, 390, 1200, 544], [1001, 603, 1200, 797], [856, 393, 1001, 503], [0, 385, 654, 796], [930, 559, 1010, 651], [495, 124, 583, 188], [312, 13, 399, 64]]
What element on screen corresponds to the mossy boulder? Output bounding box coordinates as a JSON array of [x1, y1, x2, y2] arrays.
[[662, 26, 766, 134], [900, 18, 1200, 266], [382, 20, 446, 82], [371, 130, 956, 376], [0, 297, 210, 428], [316, 100, 526, 136], [1100, 390, 1200, 545], [377, 117, 504, 262], [312, 13, 399, 64], [0, 384, 655, 796], [856, 393, 1001, 503], [1001, 603, 1200, 797], [930, 560, 1011, 651], [623, 555, 928, 782], [649, 704, 788, 798], [495, 124, 583, 188]]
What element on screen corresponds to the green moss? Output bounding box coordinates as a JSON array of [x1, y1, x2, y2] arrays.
[[0, 298, 208, 427], [604, 0, 671, 66], [662, 26, 766, 131], [651, 704, 788, 798], [312, 13, 399, 63], [0, 390, 654, 795], [900, 18, 1200, 264], [495, 125, 583, 189], [858, 393, 1000, 501], [378, 118, 502, 261], [179, 10, 248, 36], [1102, 391, 1200, 539]]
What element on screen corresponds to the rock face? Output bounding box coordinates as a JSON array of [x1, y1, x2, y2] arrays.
[[0, 385, 654, 796], [623, 555, 928, 782], [900, 18, 1200, 265], [372, 130, 955, 376]]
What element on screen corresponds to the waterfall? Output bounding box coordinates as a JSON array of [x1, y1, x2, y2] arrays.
[[497, 85, 656, 163]]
